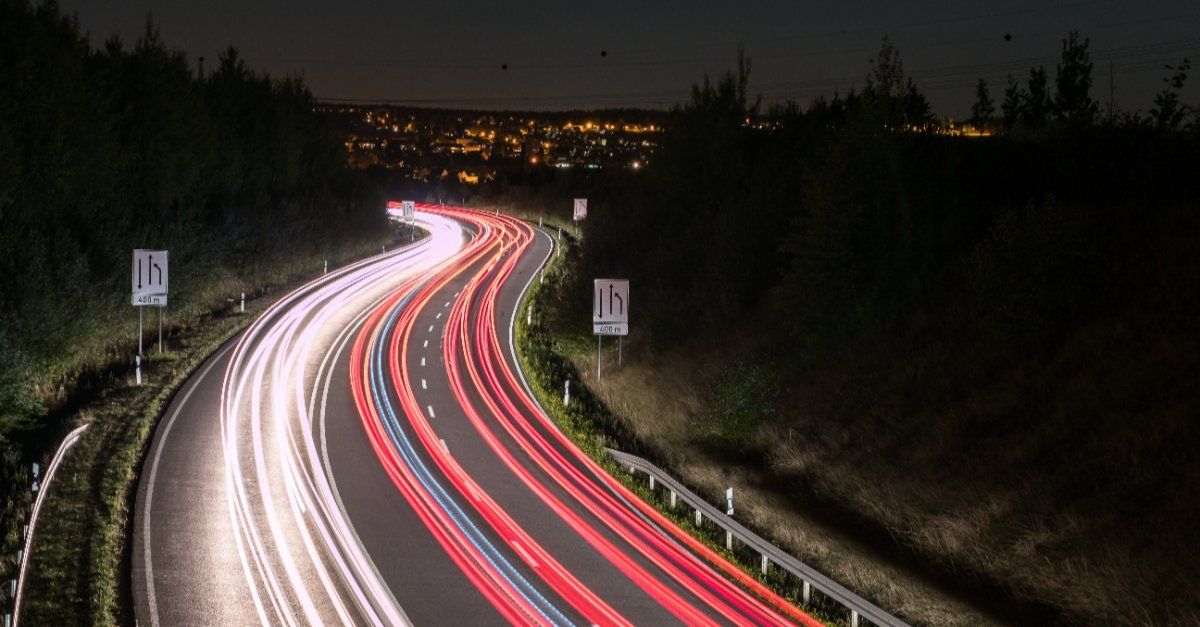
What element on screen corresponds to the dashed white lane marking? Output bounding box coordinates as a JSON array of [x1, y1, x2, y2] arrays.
[[421, 379, 427, 390], [436, 312, 442, 320], [423, 340, 428, 348], [427, 405, 436, 418], [427, 324, 434, 333], [444, 301, 450, 308]]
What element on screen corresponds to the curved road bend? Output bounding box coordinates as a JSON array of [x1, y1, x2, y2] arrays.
[[133, 204, 818, 626]]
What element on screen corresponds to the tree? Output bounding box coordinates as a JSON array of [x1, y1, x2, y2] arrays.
[[1150, 58, 1190, 130], [1001, 74, 1024, 128], [1024, 66, 1051, 127], [863, 37, 931, 128], [1054, 31, 1098, 124], [971, 78, 995, 128]]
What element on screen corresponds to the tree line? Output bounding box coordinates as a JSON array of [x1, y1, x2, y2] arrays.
[[566, 32, 1199, 356], [970, 31, 1194, 130], [0, 1, 384, 443]]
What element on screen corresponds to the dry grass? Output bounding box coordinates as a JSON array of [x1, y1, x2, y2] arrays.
[[571, 349, 994, 626]]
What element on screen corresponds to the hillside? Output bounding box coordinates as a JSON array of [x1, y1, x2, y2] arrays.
[[528, 51, 1200, 625]]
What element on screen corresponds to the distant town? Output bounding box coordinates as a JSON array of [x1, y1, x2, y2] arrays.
[[318, 103, 668, 184]]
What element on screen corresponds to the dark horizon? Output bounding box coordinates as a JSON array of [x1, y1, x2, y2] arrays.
[[59, 0, 1200, 117]]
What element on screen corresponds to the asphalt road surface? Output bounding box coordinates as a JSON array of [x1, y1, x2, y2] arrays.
[[132, 205, 816, 626]]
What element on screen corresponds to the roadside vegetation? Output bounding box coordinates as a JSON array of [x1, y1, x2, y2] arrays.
[[0, 1, 393, 619], [512, 36, 1200, 626]]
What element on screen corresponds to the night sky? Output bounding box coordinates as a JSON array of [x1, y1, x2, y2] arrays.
[[61, 1, 1200, 116]]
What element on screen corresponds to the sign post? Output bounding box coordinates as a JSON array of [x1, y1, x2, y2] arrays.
[[132, 250, 169, 361], [573, 198, 588, 221], [593, 278, 629, 380]]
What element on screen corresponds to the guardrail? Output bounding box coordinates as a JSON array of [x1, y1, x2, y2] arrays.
[[607, 448, 909, 627], [10, 423, 90, 627]]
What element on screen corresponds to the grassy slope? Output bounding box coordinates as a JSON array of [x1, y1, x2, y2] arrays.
[[545, 200, 1200, 626], [14, 230, 406, 625]]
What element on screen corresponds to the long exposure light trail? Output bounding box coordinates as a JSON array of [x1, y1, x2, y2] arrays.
[[352, 204, 820, 626], [202, 213, 464, 626]]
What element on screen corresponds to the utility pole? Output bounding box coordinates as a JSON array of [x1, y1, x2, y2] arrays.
[[1108, 60, 1115, 120]]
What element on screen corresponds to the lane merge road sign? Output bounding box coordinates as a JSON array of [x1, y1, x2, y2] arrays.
[[573, 198, 588, 221], [593, 278, 628, 336], [132, 249, 168, 306]]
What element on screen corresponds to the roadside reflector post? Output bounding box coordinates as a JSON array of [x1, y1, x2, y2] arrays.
[[31, 479, 37, 493], [538, 217, 543, 227], [527, 305, 532, 326], [240, 292, 245, 313], [695, 508, 702, 527], [802, 580, 811, 604], [761, 554, 769, 575], [851, 609, 860, 627], [22, 524, 28, 539], [670, 490, 677, 509], [31, 463, 38, 479], [726, 530, 733, 550], [10, 579, 15, 596], [648, 475, 655, 491], [563, 380, 570, 406], [135, 355, 142, 386], [5, 612, 11, 627], [324, 259, 328, 274], [726, 487, 734, 516]]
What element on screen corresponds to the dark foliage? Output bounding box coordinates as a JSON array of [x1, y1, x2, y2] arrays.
[[0, 0, 383, 534]]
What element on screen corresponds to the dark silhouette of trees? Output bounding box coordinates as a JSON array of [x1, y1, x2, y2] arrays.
[[1024, 66, 1052, 127], [971, 78, 995, 128], [1002, 74, 1022, 128], [0, 1, 383, 438], [1054, 31, 1099, 124], [1150, 58, 1191, 129], [863, 37, 933, 128]]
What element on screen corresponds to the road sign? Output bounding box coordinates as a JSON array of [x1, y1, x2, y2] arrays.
[[402, 200, 416, 219], [132, 250, 168, 306], [573, 198, 588, 221], [593, 278, 628, 336]]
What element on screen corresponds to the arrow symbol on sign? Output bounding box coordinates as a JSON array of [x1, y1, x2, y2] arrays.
[[137, 258, 143, 289]]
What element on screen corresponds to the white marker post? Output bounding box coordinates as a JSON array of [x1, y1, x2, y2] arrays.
[[563, 380, 571, 406], [593, 279, 629, 380], [240, 292, 245, 313]]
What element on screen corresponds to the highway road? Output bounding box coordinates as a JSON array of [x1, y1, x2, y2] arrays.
[[132, 204, 816, 626]]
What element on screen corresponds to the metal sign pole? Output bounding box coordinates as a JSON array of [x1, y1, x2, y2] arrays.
[[138, 306, 143, 357], [597, 335, 603, 381], [618, 336, 622, 366], [157, 305, 163, 353]]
